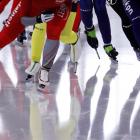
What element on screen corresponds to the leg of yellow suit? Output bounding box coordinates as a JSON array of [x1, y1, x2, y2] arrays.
[[60, 12, 77, 44], [31, 23, 46, 62]]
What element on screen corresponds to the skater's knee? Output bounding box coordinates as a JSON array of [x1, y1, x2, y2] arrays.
[[34, 23, 46, 31]]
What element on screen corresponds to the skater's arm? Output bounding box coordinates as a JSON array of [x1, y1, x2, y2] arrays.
[[0, 0, 10, 13]]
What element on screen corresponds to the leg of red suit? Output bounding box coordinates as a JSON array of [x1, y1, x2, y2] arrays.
[[0, 0, 35, 49], [11, 0, 20, 12], [0, 0, 10, 13], [72, 4, 81, 33], [0, 1, 24, 48], [47, 3, 71, 40], [47, 16, 68, 40], [0, 0, 71, 49]]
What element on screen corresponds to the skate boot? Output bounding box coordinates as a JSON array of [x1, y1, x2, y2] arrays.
[[16, 30, 27, 46], [85, 26, 98, 49], [38, 67, 49, 89], [69, 43, 79, 73], [134, 48, 140, 61], [69, 29, 82, 73], [70, 37, 78, 73], [25, 61, 41, 80], [104, 44, 118, 62]]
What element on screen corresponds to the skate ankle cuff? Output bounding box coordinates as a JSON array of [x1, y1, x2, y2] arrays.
[[104, 44, 113, 53], [85, 28, 96, 38], [85, 25, 95, 31], [41, 66, 51, 72]]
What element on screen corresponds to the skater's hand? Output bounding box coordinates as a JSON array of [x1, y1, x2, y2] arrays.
[[36, 10, 54, 23], [85, 26, 98, 49]]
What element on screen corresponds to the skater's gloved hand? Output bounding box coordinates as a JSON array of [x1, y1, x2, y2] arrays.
[[85, 26, 98, 49], [36, 10, 54, 23]]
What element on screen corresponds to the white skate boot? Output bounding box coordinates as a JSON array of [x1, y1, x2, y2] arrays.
[[69, 44, 78, 73], [38, 67, 49, 89], [25, 61, 41, 80], [69, 31, 82, 73]]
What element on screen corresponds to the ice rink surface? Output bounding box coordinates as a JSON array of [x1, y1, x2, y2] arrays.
[[0, 2, 140, 140]]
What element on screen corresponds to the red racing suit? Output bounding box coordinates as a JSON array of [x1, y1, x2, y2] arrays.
[[11, 0, 20, 11], [72, 3, 81, 33], [0, 0, 10, 13], [0, 0, 71, 48], [47, 2, 71, 40], [0, 0, 20, 12]]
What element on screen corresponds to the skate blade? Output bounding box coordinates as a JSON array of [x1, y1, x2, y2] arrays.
[[26, 75, 33, 81], [26, 74, 39, 83], [110, 58, 118, 63], [37, 83, 49, 93], [12, 40, 25, 47], [68, 61, 78, 73]]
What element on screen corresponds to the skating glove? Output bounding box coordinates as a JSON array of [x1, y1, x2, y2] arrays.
[[85, 26, 98, 49], [104, 44, 118, 60], [36, 10, 54, 23]]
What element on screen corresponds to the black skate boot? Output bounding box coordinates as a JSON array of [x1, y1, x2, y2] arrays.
[[25, 61, 41, 81], [85, 26, 98, 49], [16, 30, 27, 46], [104, 44, 118, 62]]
